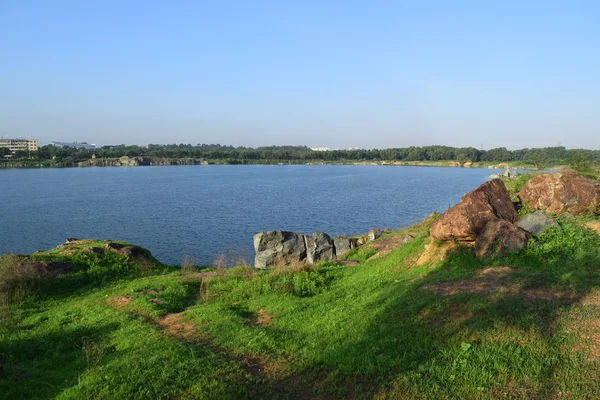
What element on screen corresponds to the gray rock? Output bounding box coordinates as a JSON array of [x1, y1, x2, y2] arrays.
[[368, 228, 383, 241], [516, 211, 559, 236], [333, 235, 352, 257], [304, 232, 335, 264], [253, 230, 307, 269]]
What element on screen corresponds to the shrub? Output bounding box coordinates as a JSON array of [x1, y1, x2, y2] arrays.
[[0, 255, 40, 320]]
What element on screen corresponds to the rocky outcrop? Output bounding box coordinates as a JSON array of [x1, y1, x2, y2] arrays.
[[77, 157, 206, 167], [79, 157, 149, 167], [516, 211, 559, 235], [519, 172, 600, 216], [431, 179, 517, 241], [304, 232, 335, 264], [253, 228, 386, 268], [253, 231, 307, 269], [428, 179, 529, 259], [474, 220, 529, 258]]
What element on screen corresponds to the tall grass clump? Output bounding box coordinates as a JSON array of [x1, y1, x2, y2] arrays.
[[0, 255, 40, 320]]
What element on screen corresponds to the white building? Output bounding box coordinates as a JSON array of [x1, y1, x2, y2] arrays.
[[0, 138, 38, 152]]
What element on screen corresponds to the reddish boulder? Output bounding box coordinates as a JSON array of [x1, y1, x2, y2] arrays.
[[474, 219, 529, 258], [519, 172, 600, 216], [431, 179, 517, 241]]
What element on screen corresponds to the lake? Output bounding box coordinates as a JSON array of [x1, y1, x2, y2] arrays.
[[0, 165, 498, 265]]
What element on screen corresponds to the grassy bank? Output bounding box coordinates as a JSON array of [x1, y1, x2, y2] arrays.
[[2, 180, 600, 399]]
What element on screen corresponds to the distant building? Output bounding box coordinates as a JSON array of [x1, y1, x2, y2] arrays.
[[311, 147, 331, 152], [0, 138, 38, 152], [51, 141, 98, 149]]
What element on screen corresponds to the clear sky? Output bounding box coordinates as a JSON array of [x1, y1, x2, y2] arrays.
[[1, 1, 599, 149]]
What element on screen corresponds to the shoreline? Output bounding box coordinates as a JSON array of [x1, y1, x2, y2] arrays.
[[0, 158, 545, 171]]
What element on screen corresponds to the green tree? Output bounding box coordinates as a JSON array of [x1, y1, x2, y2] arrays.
[[527, 151, 545, 171], [566, 152, 597, 179]]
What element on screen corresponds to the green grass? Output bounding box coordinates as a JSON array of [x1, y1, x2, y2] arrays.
[[2, 210, 600, 398]]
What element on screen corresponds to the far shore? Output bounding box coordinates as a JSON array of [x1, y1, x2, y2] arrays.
[[0, 157, 552, 171]]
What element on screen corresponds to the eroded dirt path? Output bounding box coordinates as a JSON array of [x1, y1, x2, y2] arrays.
[[105, 297, 334, 399]]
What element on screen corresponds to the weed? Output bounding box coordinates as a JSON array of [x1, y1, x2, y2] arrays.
[[81, 336, 107, 372], [228, 247, 251, 267], [180, 254, 198, 275], [0, 255, 40, 320], [213, 253, 227, 269]]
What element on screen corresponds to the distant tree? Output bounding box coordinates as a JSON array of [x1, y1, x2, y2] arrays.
[[566, 152, 597, 178], [527, 151, 545, 171], [0, 148, 11, 157], [13, 150, 29, 159]]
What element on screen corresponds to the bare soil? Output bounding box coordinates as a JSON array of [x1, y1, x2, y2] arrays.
[[105, 295, 132, 308], [156, 313, 198, 341], [415, 241, 462, 266]]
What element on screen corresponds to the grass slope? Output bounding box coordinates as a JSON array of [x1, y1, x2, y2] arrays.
[[2, 192, 600, 399]]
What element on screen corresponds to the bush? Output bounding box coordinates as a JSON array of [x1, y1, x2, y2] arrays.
[[0, 255, 40, 320]]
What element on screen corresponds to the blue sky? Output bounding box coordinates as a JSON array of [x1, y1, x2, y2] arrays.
[[1, 1, 599, 149]]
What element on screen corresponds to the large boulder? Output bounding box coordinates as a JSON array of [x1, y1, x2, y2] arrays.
[[474, 219, 529, 258], [519, 172, 600, 216], [304, 232, 335, 264], [516, 211, 559, 235], [431, 179, 517, 241], [333, 235, 353, 258], [253, 231, 307, 269]]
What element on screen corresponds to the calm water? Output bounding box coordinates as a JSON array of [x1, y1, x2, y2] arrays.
[[0, 165, 497, 265]]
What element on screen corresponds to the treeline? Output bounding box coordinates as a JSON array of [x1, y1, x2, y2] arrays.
[[3, 144, 600, 165]]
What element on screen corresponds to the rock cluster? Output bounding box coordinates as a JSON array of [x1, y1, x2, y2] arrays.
[[430, 179, 527, 258], [253, 230, 384, 268], [430, 172, 598, 259], [431, 179, 518, 242]]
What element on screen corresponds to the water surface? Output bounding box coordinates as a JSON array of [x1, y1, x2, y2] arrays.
[[0, 165, 497, 265]]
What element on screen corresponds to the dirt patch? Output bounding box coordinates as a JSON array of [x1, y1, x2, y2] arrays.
[[422, 267, 580, 302], [368, 234, 415, 259], [415, 241, 462, 266], [181, 271, 225, 280], [142, 289, 159, 295], [585, 221, 600, 236], [148, 298, 164, 305], [106, 295, 132, 308], [249, 309, 275, 327], [156, 313, 198, 341], [153, 312, 321, 398]]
